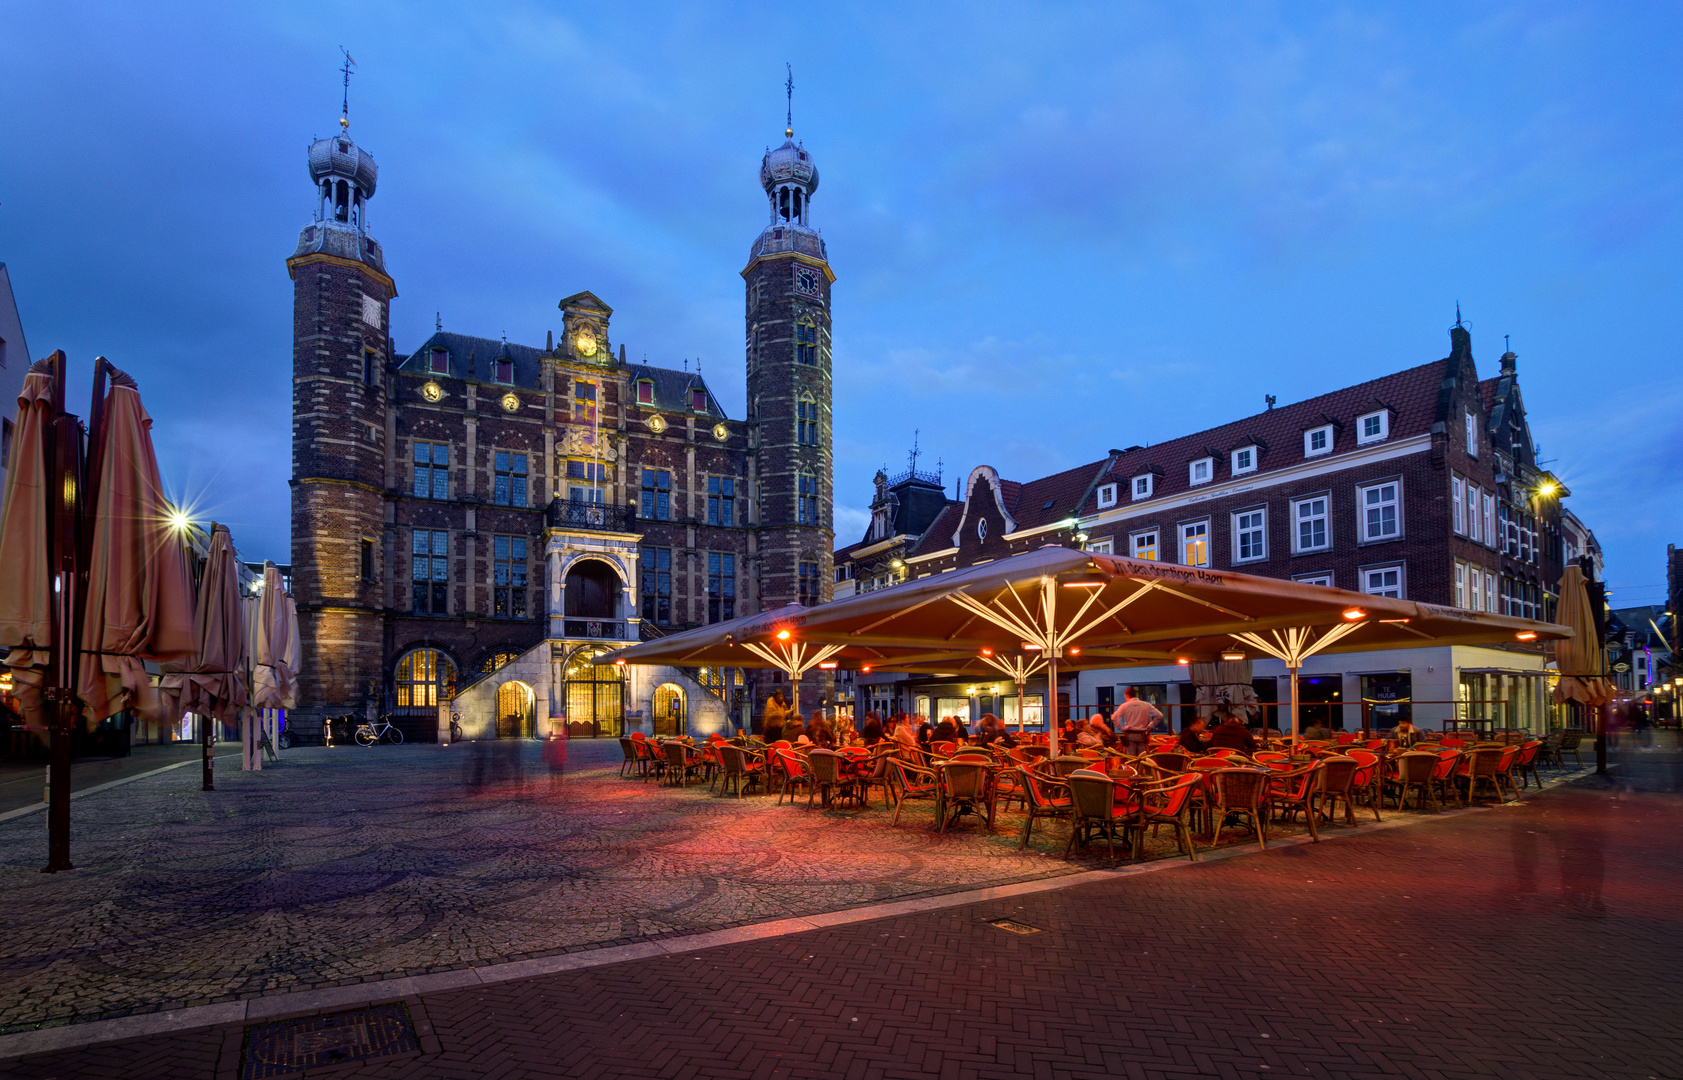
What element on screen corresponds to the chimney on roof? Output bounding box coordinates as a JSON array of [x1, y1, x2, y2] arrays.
[[547, 330, 553, 352], [619, 343, 626, 365]]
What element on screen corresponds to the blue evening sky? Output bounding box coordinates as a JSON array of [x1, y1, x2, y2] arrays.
[[2, 2, 1678, 607]]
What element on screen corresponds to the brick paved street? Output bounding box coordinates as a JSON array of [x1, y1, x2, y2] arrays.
[[2, 738, 1670, 1079], [3, 738, 1305, 1035]]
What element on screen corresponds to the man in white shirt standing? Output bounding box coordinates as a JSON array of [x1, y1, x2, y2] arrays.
[[1112, 686, 1162, 757]]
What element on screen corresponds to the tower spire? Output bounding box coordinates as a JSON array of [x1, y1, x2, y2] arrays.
[[339, 47, 356, 130], [785, 63, 794, 138]]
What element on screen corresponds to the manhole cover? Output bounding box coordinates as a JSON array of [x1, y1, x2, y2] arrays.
[[241, 1002, 419, 1079], [989, 917, 1042, 935]]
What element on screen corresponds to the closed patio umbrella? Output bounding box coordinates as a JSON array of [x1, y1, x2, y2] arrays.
[[251, 563, 296, 730], [164, 524, 247, 785], [76, 365, 196, 727], [1550, 564, 1612, 718], [0, 361, 57, 732]]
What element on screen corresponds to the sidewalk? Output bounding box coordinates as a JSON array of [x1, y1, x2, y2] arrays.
[[0, 741, 217, 816], [2, 739, 1670, 1078]]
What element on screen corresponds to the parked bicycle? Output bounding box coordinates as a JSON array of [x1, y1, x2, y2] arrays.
[[355, 714, 405, 746], [449, 712, 463, 742], [277, 727, 292, 750]]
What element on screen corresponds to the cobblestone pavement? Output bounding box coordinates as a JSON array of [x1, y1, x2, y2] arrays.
[[1, 739, 1674, 1080], [0, 738, 1367, 1035], [0, 743, 212, 816]]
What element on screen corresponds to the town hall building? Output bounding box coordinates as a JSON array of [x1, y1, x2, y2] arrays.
[[288, 108, 835, 740]]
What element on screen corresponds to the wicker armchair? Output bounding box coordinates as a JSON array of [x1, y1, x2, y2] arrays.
[[1135, 773, 1203, 862], [808, 749, 861, 809], [936, 759, 994, 832], [1430, 749, 1465, 807], [663, 740, 705, 787], [1513, 740, 1545, 790], [1558, 728, 1586, 767], [854, 746, 897, 809], [1343, 749, 1383, 822], [771, 748, 813, 806], [886, 758, 939, 826], [618, 737, 638, 778], [1454, 747, 1509, 805], [1207, 767, 1270, 850], [1537, 732, 1563, 769], [1014, 766, 1072, 850], [1065, 769, 1130, 865], [716, 745, 765, 798], [1268, 761, 1325, 842], [1391, 751, 1440, 812], [1046, 755, 1091, 778], [1315, 756, 1360, 828]]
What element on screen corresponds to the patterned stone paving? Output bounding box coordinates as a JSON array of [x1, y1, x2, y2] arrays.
[[0, 739, 1160, 1034]]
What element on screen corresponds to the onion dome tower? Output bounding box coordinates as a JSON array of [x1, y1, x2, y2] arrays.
[[744, 70, 835, 638], [286, 56, 395, 725]]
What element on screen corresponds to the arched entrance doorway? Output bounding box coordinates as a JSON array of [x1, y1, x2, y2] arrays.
[[393, 648, 457, 742], [564, 558, 621, 638], [653, 683, 686, 737], [562, 647, 624, 737], [495, 681, 536, 739]]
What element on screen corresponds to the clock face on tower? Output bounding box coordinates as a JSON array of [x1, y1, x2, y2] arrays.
[[794, 265, 820, 298], [575, 324, 598, 357]]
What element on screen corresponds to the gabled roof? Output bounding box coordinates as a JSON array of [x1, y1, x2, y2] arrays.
[[558, 291, 613, 316]]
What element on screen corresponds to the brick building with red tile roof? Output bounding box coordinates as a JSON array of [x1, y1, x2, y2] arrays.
[[835, 324, 1594, 733]]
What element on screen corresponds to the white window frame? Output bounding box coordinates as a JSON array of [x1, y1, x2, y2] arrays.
[[1451, 476, 1465, 535], [1293, 571, 1334, 588], [1096, 483, 1118, 510], [1231, 446, 1258, 475], [1483, 493, 1496, 550], [1455, 562, 1468, 609], [1467, 483, 1481, 543], [1357, 410, 1389, 445], [1189, 457, 1213, 486], [1291, 494, 1330, 554], [1360, 563, 1404, 599], [1465, 412, 1479, 456], [1131, 528, 1159, 562], [1131, 474, 1153, 500], [1085, 538, 1114, 555], [1180, 519, 1210, 567], [1484, 569, 1496, 613], [1358, 480, 1401, 543], [1303, 425, 1333, 458], [1232, 507, 1267, 564]]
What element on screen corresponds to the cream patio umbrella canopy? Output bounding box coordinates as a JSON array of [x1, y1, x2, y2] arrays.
[[76, 367, 196, 724], [606, 547, 1573, 748], [162, 523, 246, 787], [1550, 564, 1612, 710], [0, 362, 57, 726]]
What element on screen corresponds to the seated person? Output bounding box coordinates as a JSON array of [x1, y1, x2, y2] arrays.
[[1392, 718, 1420, 746], [1177, 716, 1209, 755], [1087, 713, 1117, 747], [1073, 719, 1104, 750], [1302, 720, 1332, 741], [784, 718, 806, 745], [932, 717, 958, 744], [1206, 716, 1258, 753], [807, 712, 836, 749], [974, 713, 1019, 749], [860, 712, 884, 746]]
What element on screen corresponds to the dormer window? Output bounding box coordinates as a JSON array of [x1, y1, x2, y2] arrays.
[[429, 348, 448, 375], [1189, 457, 1213, 486], [691, 388, 708, 411], [1132, 474, 1153, 500], [1357, 410, 1388, 445], [1231, 446, 1257, 475], [636, 380, 654, 405], [494, 359, 513, 384], [1096, 483, 1118, 509], [1304, 425, 1332, 457]]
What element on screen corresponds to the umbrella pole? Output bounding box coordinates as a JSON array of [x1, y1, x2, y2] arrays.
[[1289, 664, 1301, 744], [201, 712, 214, 790], [1047, 652, 1059, 757], [42, 353, 80, 874]]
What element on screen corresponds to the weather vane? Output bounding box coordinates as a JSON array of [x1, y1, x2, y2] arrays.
[[339, 47, 356, 129], [785, 63, 794, 137], [908, 429, 920, 475]]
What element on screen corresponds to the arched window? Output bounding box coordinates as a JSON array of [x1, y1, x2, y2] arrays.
[[797, 471, 818, 525], [797, 394, 817, 445], [394, 648, 457, 712], [562, 646, 625, 737], [794, 321, 817, 364]]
